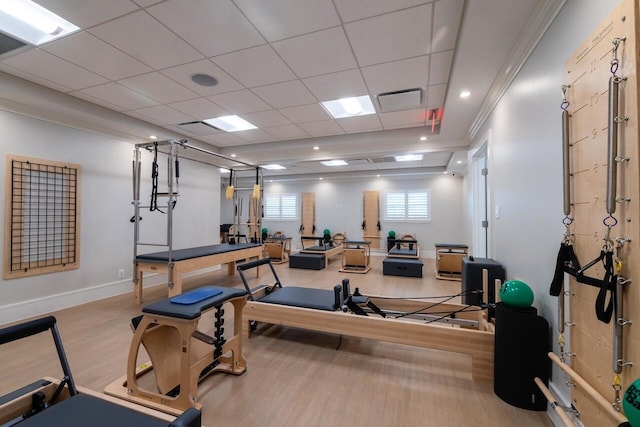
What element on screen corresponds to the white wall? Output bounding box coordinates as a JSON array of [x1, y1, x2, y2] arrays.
[[0, 109, 220, 324], [222, 174, 465, 255], [466, 0, 621, 411]]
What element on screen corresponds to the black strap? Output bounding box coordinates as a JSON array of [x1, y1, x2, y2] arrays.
[[550, 243, 616, 323]]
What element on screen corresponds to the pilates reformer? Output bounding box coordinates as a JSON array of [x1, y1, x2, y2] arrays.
[[299, 234, 344, 268], [105, 287, 248, 415], [0, 316, 201, 427], [339, 240, 372, 274], [237, 258, 496, 382], [387, 234, 420, 259]]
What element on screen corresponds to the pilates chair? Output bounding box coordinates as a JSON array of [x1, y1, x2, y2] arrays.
[[105, 287, 248, 415], [0, 316, 200, 427]]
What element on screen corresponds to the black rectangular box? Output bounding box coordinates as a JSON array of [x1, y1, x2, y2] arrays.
[[461, 257, 505, 306], [382, 258, 423, 278], [289, 253, 325, 270]]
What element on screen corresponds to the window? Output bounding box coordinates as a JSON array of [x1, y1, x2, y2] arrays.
[[385, 190, 430, 221], [4, 155, 80, 279], [264, 193, 298, 220]]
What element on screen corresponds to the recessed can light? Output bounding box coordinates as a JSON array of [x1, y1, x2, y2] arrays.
[[420, 136, 427, 141], [460, 90, 471, 98]]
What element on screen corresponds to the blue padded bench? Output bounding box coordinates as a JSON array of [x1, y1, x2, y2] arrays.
[[289, 253, 325, 270], [383, 257, 423, 278]]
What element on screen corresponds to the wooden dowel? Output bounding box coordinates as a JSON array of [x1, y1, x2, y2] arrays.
[[534, 377, 575, 427], [548, 352, 628, 424]]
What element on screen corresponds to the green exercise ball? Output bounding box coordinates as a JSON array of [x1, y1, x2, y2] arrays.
[[323, 228, 330, 235], [261, 228, 268, 233], [388, 230, 396, 237], [500, 280, 534, 308], [624, 379, 640, 427]]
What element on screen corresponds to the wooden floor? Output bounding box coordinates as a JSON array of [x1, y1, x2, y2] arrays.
[[0, 256, 553, 427]]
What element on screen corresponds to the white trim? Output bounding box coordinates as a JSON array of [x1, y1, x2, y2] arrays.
[[0, 266, 221, 325]]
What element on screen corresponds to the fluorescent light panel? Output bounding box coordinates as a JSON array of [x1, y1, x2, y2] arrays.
[[321, 160, 348, 166], [395, 154, 423, 162], [321, 95, 375, 119], [203, 115, 256, 132], [262, 164, 286, 170], [0, 0, 79, 45]]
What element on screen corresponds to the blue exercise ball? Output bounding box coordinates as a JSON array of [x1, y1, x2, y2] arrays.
[[500, 280, 534, 308], [624, 379, 640, 427]]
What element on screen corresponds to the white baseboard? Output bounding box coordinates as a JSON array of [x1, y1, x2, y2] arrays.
[[0, 266, 221, 326]]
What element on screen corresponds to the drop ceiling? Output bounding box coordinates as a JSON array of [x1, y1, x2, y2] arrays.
[[0, 0, 563, 178]]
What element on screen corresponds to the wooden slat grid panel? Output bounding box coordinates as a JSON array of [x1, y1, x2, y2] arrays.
[[4, 155, 81, 279], [564, 1, 639, 425]]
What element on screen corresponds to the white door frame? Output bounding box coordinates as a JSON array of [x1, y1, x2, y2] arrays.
[[471, 130, 492, 258]]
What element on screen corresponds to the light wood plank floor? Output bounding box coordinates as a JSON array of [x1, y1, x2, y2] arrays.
[[0, 255, 553, 427]]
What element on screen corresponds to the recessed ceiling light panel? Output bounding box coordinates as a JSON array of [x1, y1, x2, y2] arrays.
[[321, 95, 375, 119], [262, 164, 286, 170], [321, 160, 348, 166], [203, 115, 256, 132], [0, 0, 79, 46], [395, 154, 423, 162]]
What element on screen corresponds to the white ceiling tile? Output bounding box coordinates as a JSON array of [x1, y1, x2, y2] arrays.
[[43, 32, 152, 80], [273, 27, 357, 78], [70, 90, 128, 111], [2, 49, 107, 90], [89, 11, 203, 69], [0, 63, 73, 93], [161, 60, 244, 97], [242, 110, 291, 128], [132, 0, 163, 6], [173, 122, 220, 136], [302, 69, 368, 101], [198, 133, 244, 147], [161, 124, 195, 137], [361, 56, 429, 96], [234, 129, 277, 143], [119, 72, 199, 103], [298, 120, 345, 137], [432, 0, 463, 52], [212, 45, 295, 88], [345, 5, 432, 66], [279, 104, 331, 123], [78, 82, 158, 111], [426, 84, 446, 108], [208, 90, 271, 114], [429, 50, 454, 85], [148, 0, 264, 57], [36, 0, 139, 28], [125, 110, 164, 126], [333, 0, 430, 23], [337, 114, 382, 133], [252, 80, 317, 109], [379, 108, 426, 129], [168, 98, 229, 120], [129, 105, 195, 124], [264, 124, 309, 140], [234, 0, 340, 42]]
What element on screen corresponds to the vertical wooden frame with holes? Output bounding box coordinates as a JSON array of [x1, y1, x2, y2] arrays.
[[563, 1, 639, 425], [4, 154, 81, 279]]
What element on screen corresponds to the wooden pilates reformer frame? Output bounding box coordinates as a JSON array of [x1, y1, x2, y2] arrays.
[[300, 235, 344, 268], [105, 287, 248, 416], [263, 235, 292, 264], [0, 316, 201, 427], [237, 258, 496, 382], [131, 139, 262, 303], [339, 240, 372, 274]]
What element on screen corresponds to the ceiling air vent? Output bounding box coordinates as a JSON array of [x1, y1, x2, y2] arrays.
[[0, 32, 28, 58], [376, 88, 422, 112], [368, 156, 396, 164]]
